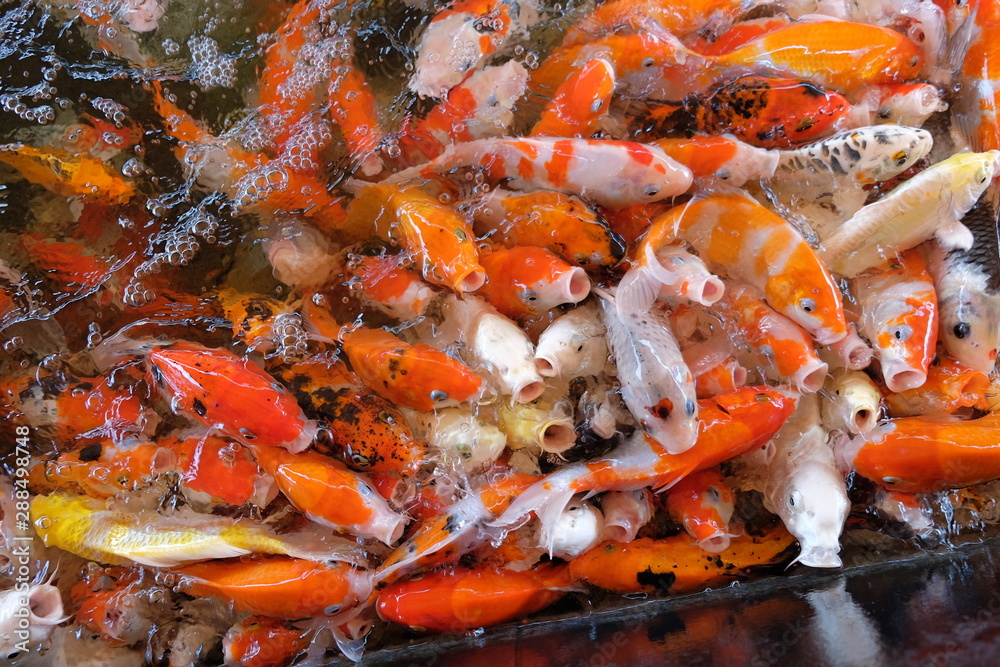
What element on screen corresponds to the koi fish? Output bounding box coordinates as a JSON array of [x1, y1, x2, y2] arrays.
[[401, 60, 529, 164], [325, 54, 386, 177], [472, 189, 625, 269], [71, 566, 152, 647], [492, 386, 797, 553], [819, 151, 1000, 277], [694, 358, 748, 399], [923, 200, 1000, 375], [386, 137, 693, 210], [665, 75, 851, 149], [872, 488, 933, 536], [617, 241, 725, 311], [20, 234, 115, 294], [175, 556, 371, 619], [530, 57, 615, 138], [339, 325, 482, 411], [706, 19, 925, 93], [345, 253, 437, 322], [868, 82, 947, 127], [568, 526, 796, 595], [852, 249, 938, 391], [215, 289, 305, 359], [746, 393, 849, 568], [0, 142, 135, 202], [166, 435, 276, 508], [409, 0, 534, 98], [626, 192, 848, 345], [143, 340, 318, 452], [0, 579, 66, 656], [498, 395, 577, 454], [279, 354, 425, 473], [478, 245, 592, 321], [30, 492, 363, 568], [883, 355, 990, 418], [820, 369, 882, 436], [346, 184, 485, 292], [665, 467, 741, 553], [839, 412, 1000, 493], [599, 489, 655, 543], [561, 0, 748, 47], [600, 294, 699, 455], [31, 442, 174, 499], [251, 446, 408, 545], [690, 15, 792, 55], [223, 617, 311, 667], [402, 406, 507, 473], [533, 301, 609, 379], [376, 563, 573, 632], [651, 134, 780, 185], [953, 0, 1000, 163]]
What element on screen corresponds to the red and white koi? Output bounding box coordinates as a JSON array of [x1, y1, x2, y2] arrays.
[[665, 467, 741, 553], [478, 245, 591, 321]]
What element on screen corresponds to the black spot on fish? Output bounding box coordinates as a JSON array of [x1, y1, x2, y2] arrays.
[[192, 398, 207, 417], [875, 132, 891, 145], [78, 443, 103, 462], [636, 567, 676, 592], [844, 144, 862, 163], [443, 513, 460, 534], [829, 157, 848, 176]]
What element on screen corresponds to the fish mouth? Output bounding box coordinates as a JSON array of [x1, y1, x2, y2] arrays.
[[793, 545, 842, 569]]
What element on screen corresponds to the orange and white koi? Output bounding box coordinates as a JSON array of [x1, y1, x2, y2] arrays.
[[222, 616, 311, 667], [568, 526, 796, 595], [166, 435, 276, 508], [883, 355, 990, 418], [665, 467, 741, 553], [820, 369, 882, 436], [472, 189, 625, 269], [400, 60, 528, 165], [279, 353, 425, 473], [872, 488, 933, 536], [478, 245, 591, 321], [409, 0, 535, 98], [852, 249, 938, 392], [651, 135, 779, 186], [561, 0, 748, 47], [694, 358, 748, 399], [175, 555, 371, 619], [251, 446, 407, 545], [745, 393, 849, 567], [838, 411, 1000, 493], [339, 325, 483, 411], [628, 192, 848, 345], [0, 142, 135, 203], [618, 240, 725, 313], [866, 82, 947, 126], [600, 294, 698, 455], [530, 57, 615, 138], [386, 137, 693, 210], [953, 0, 1000, 160], [346, 184, 485, 292], [345, 254, 437, 321], [492, 386, 797, 553], [533, 301, 609, 379], [376, 563, 573, 632], [599, 489, 654, 543], [705, 19, 925, 93]]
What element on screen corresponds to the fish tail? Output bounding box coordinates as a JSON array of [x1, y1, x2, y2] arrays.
[[615, 263, 661, 316], [489, 471, 580, 556]]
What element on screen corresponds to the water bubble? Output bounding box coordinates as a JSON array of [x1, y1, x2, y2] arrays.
[[121, 158, 144, 177], [35, 516, 51, 530]]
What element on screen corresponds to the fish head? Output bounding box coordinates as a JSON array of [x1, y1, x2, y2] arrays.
[[938, 287, 1000, 373], [775, 460, 849, 568], [853, 127, 933, 184], [766, 267, 847, 345], [946, 151, 1000, 212]]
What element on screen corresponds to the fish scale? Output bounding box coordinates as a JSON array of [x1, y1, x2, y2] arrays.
[[951, 199, 1000, 292]]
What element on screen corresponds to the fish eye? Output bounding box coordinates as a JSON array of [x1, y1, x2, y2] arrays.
[[643, 185, 660, 198], [351, 453, 370, 467], [892, 150, 908, 166], [430, 389, 449, 402], [641, 57, 655, 68], [978, 169, 989, 184], [799, 297, 816, 313], [878, 108, 892, 119], [909, 55, 920, 67], [893, 325, 912, 341], [954, 322, 971, 339]]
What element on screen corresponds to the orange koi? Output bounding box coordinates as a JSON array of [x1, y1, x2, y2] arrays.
[[568, 526, 796, 595], [279, 353, 424, 473], [651, 135, 779, 185], [0, 142, 135, 202], [20, 234, 115, 293], [32, 442, 173, 499], [708, 20, 924, 93], [665, 467, 741, 553], [601, 201, 673, 246], [72, 566, 152, 647], [713, 283, 829, 393], [61, 116, 141, 160], [954, 0, 1000, 156], [346, 184, 485, 292], [400, 61, 528, 165], [326, 59, 385, 177], [883, 356, 990, 418], [223, 616, 311, 667], [386, 137, 693, 210], [376, 563, 573, 632], [853, 249, 938, 392], [215, 289, 302, 357], [251, 445, 407, 545], [147, 341, 318, 452], [409, 0, 525, 98], [623, 192, 848, 345], [472, 189, 624, 269], [655, 76, 850, 150], [166, 435, 274, 507], [175, 556, 369, 620], [478, 245, 591, 321], [842, 412, 1000, 493], [530, 57, 615, 138], [492, 386, 797, 552], [339, 326, 482, 411], [690, 16, 792, 56], [561, 0, 747, 47], [346, 254, 437, 321]]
